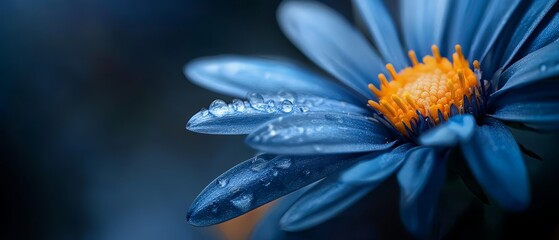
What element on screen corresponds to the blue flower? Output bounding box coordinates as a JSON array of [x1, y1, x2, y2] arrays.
[[185, 0, 559, 237]]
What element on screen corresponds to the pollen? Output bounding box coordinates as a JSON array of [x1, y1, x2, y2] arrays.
[[368, 45, 480, 135]]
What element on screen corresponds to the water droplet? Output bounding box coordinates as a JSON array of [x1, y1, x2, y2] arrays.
[[540, 64, 547, 72], [210, 204, 218, 214], [209, 99, 229, 117], [275, 157, 292, 169], [271, 169, 279, 177], [230, 187, 240, 194], [280, 100, 293, 113], [265, 100, 277, 113], [299, 106, 310, 113], [200, 108, 209, 117], [217, 178, 228, 188], [248, 93, 265, 111], [251, 157, 269, 172], [230, 194, 253, 211], [231, 99, 245, 112], [278, 91, 296, 102]]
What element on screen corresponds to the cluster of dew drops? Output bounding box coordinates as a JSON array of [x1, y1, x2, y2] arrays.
[[201, 91, 304, 118], [211, 155, 314, 213]]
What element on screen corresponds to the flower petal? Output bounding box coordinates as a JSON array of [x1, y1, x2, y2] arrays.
[[491, 80, 559, 132], [442, 0, 487, 56], [460, 118, 530, 211], [397, 147, 437, 203], [399, 154, 446, 237], [186, 153, 362, 226], [251, 186, 311, 240], [353, 0, 407, 70], [469, 0, 521, 62], [516, 5, 559, 59], [246, 112, 397, 155], [497, 0, 557, 69], [187, 94, 368, 135], [419, 114, 476, 147], [494, 40, 559, 92], [278, 1, 384, 99], [185, 55, 358, 102], [341, 143, 414, 184], [279, 175, 376, 231], [399, 0, 450, 57]]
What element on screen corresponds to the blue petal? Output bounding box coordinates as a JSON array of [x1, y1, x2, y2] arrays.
[[399, 0, 450, 57], [246, 112, 397, 155], [469, 0, 521, 61], [398, 150, 446, 237], [397, 147, 437, 203], [498, 0, 557, 69], [494, 40, 559, 92], [279, 175, 376, 231], [353, 0, 408, 70], [278, 1, 384, 99], [251, 186, 311, 240], [340, 143, 414, 183], [516, 5, 559, 59], [460, 118, 530, 211], [185, 55, 358, 102], [186, 153, 362, 226], [491, 80, 559, 132], [187, 94, 368, 135], [419, 114, 476, 147], [442, 0, 488, 56]]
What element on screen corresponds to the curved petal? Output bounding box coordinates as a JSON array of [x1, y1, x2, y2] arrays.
[[397, 147, 437, 203], [187, 94, 368, 135], [442, 0, 488, 56], [341, 143, 414, 184], [460, 118, 530, 211], [469, 0, 521, 62], [494, 40, 559, 92], [353, 0, 407, 70], [419, 114, 476, 147], [278, 1, 384, 99], [498, 0, 557, 69], [399, 0, 450, 57], [186, 153, 362, 226], [251, 186, 311, 240], [246, 112, 397, 155], [279, 175, 376, 231], [185, 55, 358, 102], [516, 4, 559, 59], [279, 144, 413, 231], [491, 80, 559, 132], [399, 151, 446, 237]]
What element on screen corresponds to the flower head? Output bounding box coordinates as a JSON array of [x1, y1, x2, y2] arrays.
[[184, 0, 559, 237]]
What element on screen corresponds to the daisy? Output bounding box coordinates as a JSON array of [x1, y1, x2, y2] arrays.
[[184, 0, 559, 237]]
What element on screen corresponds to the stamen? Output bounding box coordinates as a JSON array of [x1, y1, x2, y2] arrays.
[[455, 45, 464, 60], [473, 60, 480, 70], [380, 100, 396, 117], [368, 83, 382, 97], [378, 74, 389, 88], [391, 95, 408, 111], [386, 64, 398, 80], [408, 50, 419, 66], [431, 45, 441, 62]]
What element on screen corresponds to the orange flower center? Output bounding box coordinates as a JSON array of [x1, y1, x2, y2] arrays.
[[368, 45, 480, 135]]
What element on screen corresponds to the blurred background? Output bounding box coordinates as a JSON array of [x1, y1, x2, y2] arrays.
[[1, 0, 558, 239], [0, 0, 351, 239]]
